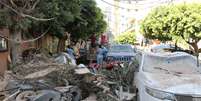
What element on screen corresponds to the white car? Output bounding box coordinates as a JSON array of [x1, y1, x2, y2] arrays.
[[134, 52, 201, 101]]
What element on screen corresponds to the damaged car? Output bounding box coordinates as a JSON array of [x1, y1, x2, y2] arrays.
[[134, 52, 201, 101], [106, 44, 137, 62]]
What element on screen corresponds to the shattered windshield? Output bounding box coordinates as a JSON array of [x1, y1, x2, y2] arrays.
[[143, 54, 200, 74]]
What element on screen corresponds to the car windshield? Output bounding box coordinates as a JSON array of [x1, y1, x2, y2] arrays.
[[109, 45, 132, 52], [143, 54, 200, 74]]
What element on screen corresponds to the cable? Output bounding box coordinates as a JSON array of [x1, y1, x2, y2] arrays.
[[99, 0, 173, 10], [100, 0, 137, 10]]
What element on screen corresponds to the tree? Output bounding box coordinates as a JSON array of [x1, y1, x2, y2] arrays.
[[0, 0, 81, 64], [65, 0, 107, 40], [141, 4, 201, 54], [115, 32, 136, 44]]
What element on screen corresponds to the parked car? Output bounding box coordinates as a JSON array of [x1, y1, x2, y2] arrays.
[[106, 44, 137, 62], [150, 44, 193, 54], [134, 52, 201, 101], [150, 44, 179, 53]]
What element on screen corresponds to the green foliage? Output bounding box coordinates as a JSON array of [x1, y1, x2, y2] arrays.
[[66, 0, 107, 40], [115, 32, 136, 44], [0, 0, 106, 40], [31, 0, 82, 38], [141, 3, 201, 44], [0, 0, 81, 38]]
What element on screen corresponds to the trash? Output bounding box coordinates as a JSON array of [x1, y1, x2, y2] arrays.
[[55, 52, 76, 66], [115, 89, 135, 100], [78, 64, 86, 68], [75, 68, 91, 75], [3, 81, 81, 101]]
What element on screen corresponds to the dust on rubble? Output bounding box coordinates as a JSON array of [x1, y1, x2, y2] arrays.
[[0, 52, 137, 101]]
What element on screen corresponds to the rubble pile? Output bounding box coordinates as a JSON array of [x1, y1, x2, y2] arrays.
[[96, 62, 137, 101], [0, 52, 138, 101], [13, 53, 58, 76]]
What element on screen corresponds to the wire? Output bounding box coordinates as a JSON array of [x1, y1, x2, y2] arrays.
[[99, 0, 173, 10], [100, 0, 137, 10]]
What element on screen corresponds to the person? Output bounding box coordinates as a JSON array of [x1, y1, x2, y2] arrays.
[[96, 45, 104, 65], [100, 34, 108, 46], [102, 46, 108, 61], [67, 45, 75, 59], [73, 42, 80, 58]]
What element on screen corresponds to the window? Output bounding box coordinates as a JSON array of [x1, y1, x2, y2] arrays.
[[0, 37, 7, 51]]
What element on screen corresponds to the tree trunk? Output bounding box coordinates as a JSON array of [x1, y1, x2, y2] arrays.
[[10, 30, 22, 65], [57, 38, 66, 53], [190, 42, 199, 67], [57, 32, 69, 53], [174, 40, 178, 51]]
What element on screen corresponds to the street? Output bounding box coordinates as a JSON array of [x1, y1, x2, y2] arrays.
[[1, 0, 201, 101]]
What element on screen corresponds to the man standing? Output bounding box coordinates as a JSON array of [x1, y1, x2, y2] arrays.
[[96, 45, 104, 65]]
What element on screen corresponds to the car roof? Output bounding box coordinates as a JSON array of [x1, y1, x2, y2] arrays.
[[151, 44, 183, 49], [144, 52, 193, 58], [110, 44, 132, 47]]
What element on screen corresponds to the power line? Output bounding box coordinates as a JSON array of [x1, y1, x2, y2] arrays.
[[99, 0, 173, 10], [100, 0, 137, 10]]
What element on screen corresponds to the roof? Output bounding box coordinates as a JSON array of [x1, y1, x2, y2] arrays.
[[144, 52, 193, 58]]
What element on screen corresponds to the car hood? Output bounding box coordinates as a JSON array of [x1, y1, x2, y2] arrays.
[[107, 52, 136, 57], [144, 72, 201, 95]]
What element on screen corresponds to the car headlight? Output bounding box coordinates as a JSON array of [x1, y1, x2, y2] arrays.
[[146, 87, 175, 100]]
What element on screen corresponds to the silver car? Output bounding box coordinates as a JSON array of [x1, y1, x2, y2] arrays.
[[106, 44, 136, 62], [134, 52, 201, 101]]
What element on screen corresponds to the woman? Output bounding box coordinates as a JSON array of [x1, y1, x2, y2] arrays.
[[96, 45, 104, 65]]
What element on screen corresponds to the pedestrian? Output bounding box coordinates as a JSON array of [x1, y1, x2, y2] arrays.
[[67, 45, 75, 59], [102, 46, 108, 61], [96, 45, 104, 65]]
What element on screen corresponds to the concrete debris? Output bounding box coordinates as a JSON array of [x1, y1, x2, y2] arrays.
[[82, 93, 97, 101], [24, 67, 58, 79], [1, 52, 137, 101], [75, 68, 91, 75]]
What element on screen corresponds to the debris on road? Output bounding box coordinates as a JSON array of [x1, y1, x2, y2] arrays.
[[1, 51, 138, 101]]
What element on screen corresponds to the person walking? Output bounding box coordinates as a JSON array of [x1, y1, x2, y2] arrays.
[[96, 45, 104, 65]]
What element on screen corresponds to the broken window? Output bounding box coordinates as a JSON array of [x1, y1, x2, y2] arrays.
[[0, 37, 7, 51]]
